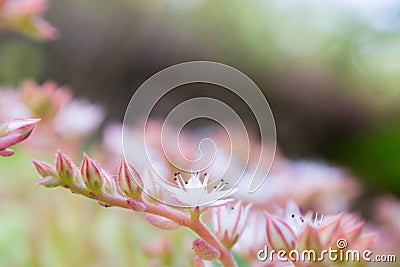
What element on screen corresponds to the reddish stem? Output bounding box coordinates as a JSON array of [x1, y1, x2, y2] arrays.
[[67, 185, 237, 267]]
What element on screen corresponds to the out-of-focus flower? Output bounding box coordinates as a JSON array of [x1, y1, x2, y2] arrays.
[[212, 201, 251, 249], [264, 201, 375, 265], [54, 100, 104, 138], [371, 196, 400, 267], [0, 0, 58, 40], [0, 81, 105, 158], [238, 159, 361, 213], [159, 172, 237, 207], [20, 80, 71, 119], [0, 118, 39, 156]]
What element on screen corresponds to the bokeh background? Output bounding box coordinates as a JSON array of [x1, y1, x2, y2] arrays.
[[1, 0, 400, 266]]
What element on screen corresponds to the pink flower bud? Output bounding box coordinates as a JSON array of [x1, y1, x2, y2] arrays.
[[117, 157, 142, 199], [55, 150, 77, 183], [33, 160, 58, 178], [81, 154, 104, 193], [37, 176, 60, 188], [145, 214, 180, 230], [194, 256, 206, 267], [0, 118, 40, 141], [192, 238, 220, 261], [265, 212, 297, 252]]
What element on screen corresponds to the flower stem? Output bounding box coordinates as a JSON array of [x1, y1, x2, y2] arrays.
[[65, 185, 238, 267]]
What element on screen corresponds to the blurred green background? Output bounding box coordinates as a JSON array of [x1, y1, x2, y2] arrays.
[[1, 1, 400, 196]]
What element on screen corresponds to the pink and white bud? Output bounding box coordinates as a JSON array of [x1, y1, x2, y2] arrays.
[[33, 160, 58, 178], [81, 154, 105, 193], [0, 118, 40, 141], [145, 214, 180, 230], [55, 150, 77, 184], [192, 238, 220, 261], [37, 176, 60, 188], [117, 157, 143, 200], [265, 212, 297, 252]]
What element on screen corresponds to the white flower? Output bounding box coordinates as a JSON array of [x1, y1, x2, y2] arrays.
[[158, 172, 237, 207], [212, 201, 251, 248], [54, 100, 104, 137]]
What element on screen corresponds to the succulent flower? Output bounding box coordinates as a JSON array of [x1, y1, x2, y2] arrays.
[[159, 172, 237, 208], [264, 201, 376, 264], [20, 80, 72, 119], [212, 201, 251, 249]]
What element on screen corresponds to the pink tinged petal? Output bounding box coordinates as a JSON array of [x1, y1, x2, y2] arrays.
[[1, 118, 40, 140], [318, 214, 342, 246], [297, 224, 322, 251], [37, 176, 60, 188], [117, 157, 142, 199], [265, 213, 297, 251], [351, 233, 377, 251], [81, 154, 104, 193], [192, 238, 221, 261], [55, 150, 76, 183], [340, 222, 364, 244], [32, 160, 58, 178], [194, 256, 206, 267], [145, 214, 180, 230], [0, 149, 14, 157], [0, 133, 24, 150]]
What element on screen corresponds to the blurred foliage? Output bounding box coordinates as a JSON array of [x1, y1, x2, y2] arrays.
[[0, 40, 45, 85]]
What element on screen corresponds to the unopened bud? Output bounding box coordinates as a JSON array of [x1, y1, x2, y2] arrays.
[[81, 154, 104, 193], [55, 150, 77, 184], [33, 160, 58, 178], [0, 118, 40, 141], [117, 157, 142, 200], [145, 214, 180, 230], [192, 238, 220, 261]]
